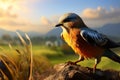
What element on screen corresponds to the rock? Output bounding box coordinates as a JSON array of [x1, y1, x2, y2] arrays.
[[42, 63, 120, 80]]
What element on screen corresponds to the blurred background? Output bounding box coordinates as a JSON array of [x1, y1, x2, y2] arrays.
[[0, 0, 120, 75]]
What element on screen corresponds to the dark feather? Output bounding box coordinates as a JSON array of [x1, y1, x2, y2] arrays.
[[103, 49, 120, 63], [80, 28, 120, 48]]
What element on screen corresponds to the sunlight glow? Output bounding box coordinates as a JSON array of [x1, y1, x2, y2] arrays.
[[0, 0, 19, 13]]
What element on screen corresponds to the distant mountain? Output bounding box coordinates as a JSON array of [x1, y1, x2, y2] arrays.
[[45, 27, 62, 37], [0, 29, 16, 37], [26, 31, 43, 37], [95, 23, 120, 38], [0, 29, 43, 37]]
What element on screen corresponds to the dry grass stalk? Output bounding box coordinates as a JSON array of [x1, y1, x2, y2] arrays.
[[17, 32, 33, 80], [0, 32, 33, 80]]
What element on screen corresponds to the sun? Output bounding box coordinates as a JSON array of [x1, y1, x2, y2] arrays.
[[0, 1, 9, 10], [0, 0, 20, 13]]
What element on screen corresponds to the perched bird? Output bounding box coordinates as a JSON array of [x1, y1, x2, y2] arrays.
[[55, 13, 120, 72]]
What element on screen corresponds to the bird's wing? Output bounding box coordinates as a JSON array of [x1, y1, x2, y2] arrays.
[[80, 28, 108, 47]]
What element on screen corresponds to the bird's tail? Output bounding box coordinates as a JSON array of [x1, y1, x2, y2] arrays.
[[103, 49, 120, 63]]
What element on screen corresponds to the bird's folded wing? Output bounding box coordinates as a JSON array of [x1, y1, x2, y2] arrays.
[[80, 29, 108, 47]]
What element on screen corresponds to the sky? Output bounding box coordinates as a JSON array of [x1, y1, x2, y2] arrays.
[[0, 0, 120, 34]]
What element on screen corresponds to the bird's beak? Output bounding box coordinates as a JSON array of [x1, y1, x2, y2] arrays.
[[55, 23, 62, 27]]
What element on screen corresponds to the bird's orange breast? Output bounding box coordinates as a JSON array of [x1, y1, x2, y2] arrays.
[[62, 29, 105, 58]]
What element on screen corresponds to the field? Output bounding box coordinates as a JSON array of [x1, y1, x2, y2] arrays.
[[2, 45, 120, 70], [33, 45, 120, 70], [0, 44, 120, 79]]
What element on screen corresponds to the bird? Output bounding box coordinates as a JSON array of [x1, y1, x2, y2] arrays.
[[55, 13, 120, 72]]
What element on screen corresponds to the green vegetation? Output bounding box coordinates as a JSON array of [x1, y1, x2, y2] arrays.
[[1, 45, 120, 70], [31, 45, 120, 70], [33, 45, 120, 71]]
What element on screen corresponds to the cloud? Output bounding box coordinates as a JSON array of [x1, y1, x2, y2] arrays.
[[40, 16, 51, 25], [0, 16, 53, 33], [82, 7, 99, 19], [0, 0, 30, 19], [39, 16, 58, 33], [82, 7, 120, 19], [0, 0, 53, 34], [81, 7, 120, 27], [0, 0, 32, 18], [0, 7, 17, 18]]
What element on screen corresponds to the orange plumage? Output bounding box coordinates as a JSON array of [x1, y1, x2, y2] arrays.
[[62, 28, 104, 59]]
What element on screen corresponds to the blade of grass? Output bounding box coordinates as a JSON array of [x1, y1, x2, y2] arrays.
[[16, 32, 27, 46], [25, 33, 33, 80]]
